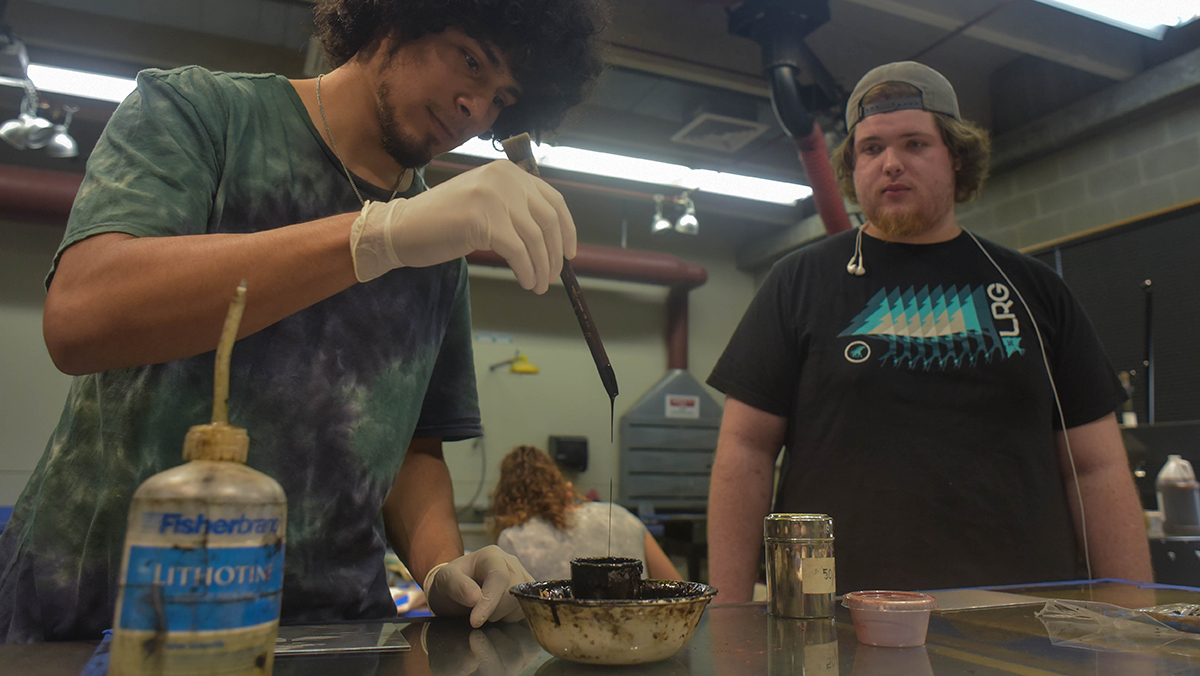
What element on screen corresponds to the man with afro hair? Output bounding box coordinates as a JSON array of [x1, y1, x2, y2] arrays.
[[1, 0, 607, 641]]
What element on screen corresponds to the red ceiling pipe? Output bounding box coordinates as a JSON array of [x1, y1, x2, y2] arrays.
[[0, 165, 83, 225], [731, 1, 853, 236], [466, 247, 706, 289], [666, 287, 690, 370], [796, 122, 852, 235], [1, 164, 710, 371], [467, 247, 708, 370]]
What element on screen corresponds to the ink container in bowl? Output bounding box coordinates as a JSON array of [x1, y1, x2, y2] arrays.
[[764, 514, 836, 618], [842, 591, 937, 647], [570, 556, 643, 599]]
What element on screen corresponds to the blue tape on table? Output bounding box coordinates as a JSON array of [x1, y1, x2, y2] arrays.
[[78, 629, 111, 676]]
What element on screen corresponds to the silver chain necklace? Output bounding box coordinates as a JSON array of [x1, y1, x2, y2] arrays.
[[316, 74, 402, 206]]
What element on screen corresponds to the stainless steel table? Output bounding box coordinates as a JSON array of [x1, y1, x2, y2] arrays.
[[9, 580, 1200, 675]]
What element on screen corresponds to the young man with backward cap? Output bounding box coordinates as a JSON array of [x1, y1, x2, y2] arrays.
[[706, 61, 1152, 602], [0, 0, 607, 640]]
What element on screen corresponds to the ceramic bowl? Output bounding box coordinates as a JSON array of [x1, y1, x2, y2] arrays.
[[510, 580, 717, 665]]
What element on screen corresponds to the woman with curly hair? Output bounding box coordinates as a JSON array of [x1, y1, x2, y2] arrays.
[[491, 446, 682, 581]]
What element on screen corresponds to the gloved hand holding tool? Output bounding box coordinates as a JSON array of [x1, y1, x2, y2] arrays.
[[349, 160, 577, 295]]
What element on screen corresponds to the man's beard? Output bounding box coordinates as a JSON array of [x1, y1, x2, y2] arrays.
[[867, 188, 954, 239], [872, 208, 933, 239], [377, 82, 433, 169]]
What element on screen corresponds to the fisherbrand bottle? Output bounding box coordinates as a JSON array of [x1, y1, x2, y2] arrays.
[[110, 283, 287, 675]]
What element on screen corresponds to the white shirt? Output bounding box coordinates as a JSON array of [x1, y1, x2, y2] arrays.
[[496, 502, 649, 581]]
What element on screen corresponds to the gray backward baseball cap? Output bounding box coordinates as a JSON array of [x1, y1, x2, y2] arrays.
[[845, 61, 961, 131]]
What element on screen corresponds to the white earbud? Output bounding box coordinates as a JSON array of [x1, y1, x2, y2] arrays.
[[846, 225, 866, 276]]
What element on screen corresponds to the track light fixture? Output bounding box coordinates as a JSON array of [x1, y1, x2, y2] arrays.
[[45, 105, 78, 158], [650, 191, 700, 236], [0, 30, 29, 81], [675, 195, 698, 235], [0, 80, 78, 157], [0, 23, 78, 158], [651, 194, 674, 234], [1, 82, 52, 150]]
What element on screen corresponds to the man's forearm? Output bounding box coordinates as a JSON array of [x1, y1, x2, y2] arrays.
[[44, 213, 359, 375], [1073, 462, 1153, 581], [707, 442, 776, 603], [1059, 414, 1153, 582], [383, 439, 464, 587]]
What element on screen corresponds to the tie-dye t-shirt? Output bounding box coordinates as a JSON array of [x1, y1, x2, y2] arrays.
[[0, 67, 481, 641]]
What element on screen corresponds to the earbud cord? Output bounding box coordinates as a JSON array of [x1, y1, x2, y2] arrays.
[[847, 224, 866, 275], [963, 229, 1092, 582], [854, 225, 864, 269]]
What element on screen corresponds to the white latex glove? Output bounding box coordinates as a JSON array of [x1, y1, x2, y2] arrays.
[[423, 546, 535, 628], [349, 160, 577, 294]]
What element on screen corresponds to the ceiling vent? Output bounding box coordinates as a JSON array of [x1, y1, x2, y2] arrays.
[[670, 112, 772, 153]]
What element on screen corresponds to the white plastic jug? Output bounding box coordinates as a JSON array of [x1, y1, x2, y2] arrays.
[[1156, 455, 1200, 536]]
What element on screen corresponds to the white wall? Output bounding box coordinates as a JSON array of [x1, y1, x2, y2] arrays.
[[0, 221, 72, 506], [448, 249, 756, 510]]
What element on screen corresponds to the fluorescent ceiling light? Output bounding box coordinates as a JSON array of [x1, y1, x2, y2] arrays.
[[1033, 1, 1199, 39], [452, 137, 812, 205], [25, 64, 136, 103], [5, 65, 813, 205]]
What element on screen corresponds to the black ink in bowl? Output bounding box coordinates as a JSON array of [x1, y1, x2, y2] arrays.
[[570, 556, 642, 599]]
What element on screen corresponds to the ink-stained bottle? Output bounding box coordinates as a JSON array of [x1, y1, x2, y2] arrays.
[[110, 282, 286, 675]]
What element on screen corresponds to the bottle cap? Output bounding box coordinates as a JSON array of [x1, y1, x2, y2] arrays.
[[843, 590, 938, 611], [183, 423, 249, 462], [1158, 454, 1197, 483]]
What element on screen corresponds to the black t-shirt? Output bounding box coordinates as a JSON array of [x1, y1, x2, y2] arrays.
[[708, 229, 1125, 593]]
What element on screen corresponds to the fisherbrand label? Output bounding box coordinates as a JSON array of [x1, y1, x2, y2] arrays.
[[139, 511, 281, 536], [118, 544, 284, 632]]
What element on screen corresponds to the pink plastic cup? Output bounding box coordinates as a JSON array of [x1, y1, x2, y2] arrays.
[[842, 590, 938, 647]]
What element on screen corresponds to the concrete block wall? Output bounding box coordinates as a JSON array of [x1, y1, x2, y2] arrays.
[[958, 94, 1200, 250]]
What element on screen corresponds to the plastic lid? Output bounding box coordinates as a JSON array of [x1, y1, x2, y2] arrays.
[[842, 590, 938, 611], [182, 422, 249, 463], [764, 513, 834, 539]]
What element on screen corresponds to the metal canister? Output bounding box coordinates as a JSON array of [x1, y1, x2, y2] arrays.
[[764, 513, 835, 618]]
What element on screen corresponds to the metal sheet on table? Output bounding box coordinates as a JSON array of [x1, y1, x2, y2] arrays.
[[274, 622, 411, 655]]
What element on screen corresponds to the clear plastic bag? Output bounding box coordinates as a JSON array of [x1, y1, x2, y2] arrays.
[[1036, 599, 1200, 656]]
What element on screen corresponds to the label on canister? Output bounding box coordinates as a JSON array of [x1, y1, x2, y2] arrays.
[[801, 557, 836, 595]]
